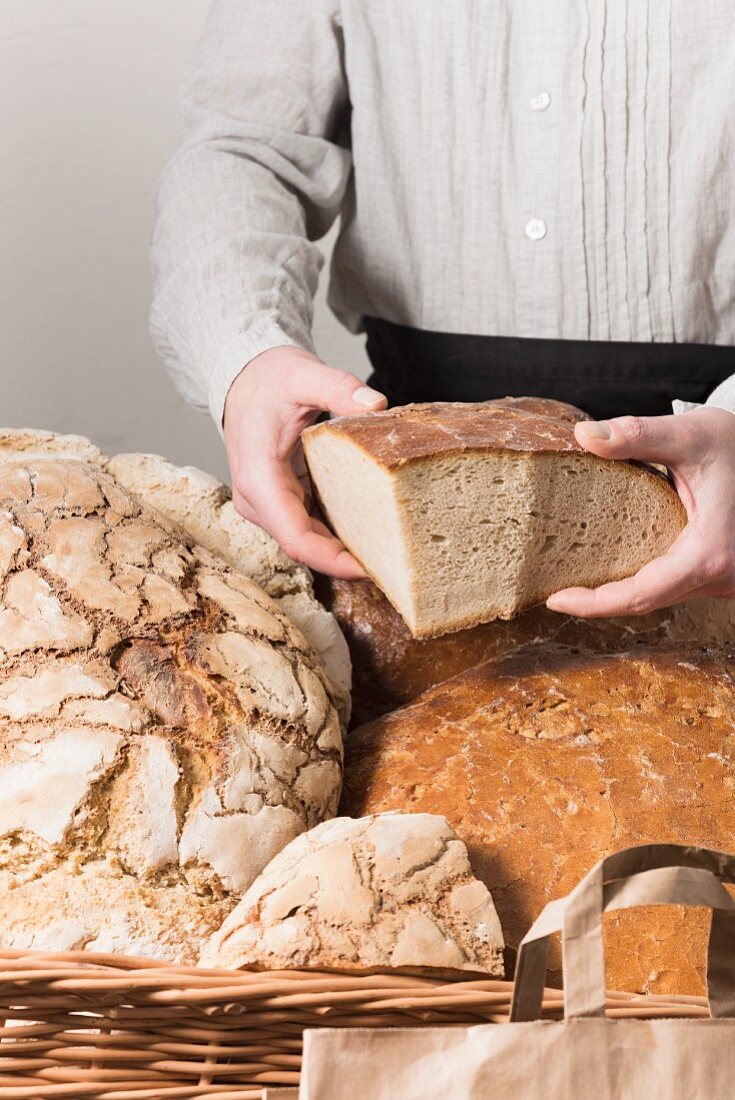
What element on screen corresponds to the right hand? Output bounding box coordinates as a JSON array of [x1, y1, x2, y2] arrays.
[[223, 346, 387, 578]]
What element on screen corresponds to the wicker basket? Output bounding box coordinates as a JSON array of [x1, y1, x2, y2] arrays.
[[0, 949, 707, 1099]]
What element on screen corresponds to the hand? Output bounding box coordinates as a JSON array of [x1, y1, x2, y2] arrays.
[[223, 346, 387, 578], [546, 406, 735, 617]]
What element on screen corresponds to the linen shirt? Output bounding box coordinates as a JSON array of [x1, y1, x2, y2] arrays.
[[151, 0, 735, 427]]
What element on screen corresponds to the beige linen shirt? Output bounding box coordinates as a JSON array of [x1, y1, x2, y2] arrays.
[[151, 0, 735, 426]]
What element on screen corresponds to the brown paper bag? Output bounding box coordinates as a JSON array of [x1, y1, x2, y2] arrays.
[[299, 844, 735, 1099]]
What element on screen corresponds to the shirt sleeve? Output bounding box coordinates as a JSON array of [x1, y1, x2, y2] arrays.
[[150, 0, 352, 428], [672, 374, 735, 417]]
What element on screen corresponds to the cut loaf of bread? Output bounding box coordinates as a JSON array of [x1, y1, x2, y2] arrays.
[[201, 813, 504, 978], [303, 401, 686, 638]]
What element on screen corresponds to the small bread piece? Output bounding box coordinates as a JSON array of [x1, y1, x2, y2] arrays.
[[303, 401, 686, 638], [317, 575, 735, 726], [106, 452, 351, 722], [200, 813, 504, 978], [341, 643, 735, 996]]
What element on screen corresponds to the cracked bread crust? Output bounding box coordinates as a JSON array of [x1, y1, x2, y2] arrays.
[[200, 813, 504, 978], [105, 452, 351, 723], [0, 456, 343, 963], [0, 430, 351, 723], [341, 643, 735, 996]]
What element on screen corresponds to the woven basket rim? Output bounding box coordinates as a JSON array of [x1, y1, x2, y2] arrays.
[[0, 946, 708, 1008], [0, 948, 711, 1098]]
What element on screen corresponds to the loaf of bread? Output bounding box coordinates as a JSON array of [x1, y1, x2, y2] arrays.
[[201, 813, 504, 977], [317, 575, 735, 725], [0, 450, 343, 963], [341, 643, 735, 995], [0, 431, 351, 723], [303, 401, 686, 638], [106, 451, 351, 722]]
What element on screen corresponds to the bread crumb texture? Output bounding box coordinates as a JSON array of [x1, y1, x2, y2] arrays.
[[0, 438, 343, 964], [201, 812, 504, 978], [342, 643, 735, 996]]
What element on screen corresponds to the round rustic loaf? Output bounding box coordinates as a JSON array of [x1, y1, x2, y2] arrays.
[[0, 431, 351, 723], [318, 575, 735, 726], [0, 453, 343, 963], [106, 452, 351, 722], [341, 643, 735, 996], [201, 813, 504, 977]]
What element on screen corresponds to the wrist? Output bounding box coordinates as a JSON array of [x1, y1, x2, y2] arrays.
[[212, 326, 313, 432]]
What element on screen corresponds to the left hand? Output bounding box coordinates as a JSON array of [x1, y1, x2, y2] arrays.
[[546, 406, 735, 617]]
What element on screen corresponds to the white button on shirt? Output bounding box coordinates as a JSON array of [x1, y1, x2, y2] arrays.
[[530, 91, 551, 111], [151, 0, 735, 426], [524, 219, 547, 241]]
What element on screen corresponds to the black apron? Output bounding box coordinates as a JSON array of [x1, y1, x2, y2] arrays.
[[364, 317, 735, 420]]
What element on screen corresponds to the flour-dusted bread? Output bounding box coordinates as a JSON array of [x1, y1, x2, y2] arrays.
[[485, 395, 592, 425], [303, 401, 686, 638], [318, 575, 735, 725], [201, 813, 504, 977], [0, 430, 351, 722], [0, 427, 105, 464], [0, 453, 343, 963], [106, 451, 351, 722], [341, 643, 735, 996]]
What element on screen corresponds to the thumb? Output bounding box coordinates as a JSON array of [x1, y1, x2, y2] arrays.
[[574, 413, 702, 467], [287, 358, 387, 417]]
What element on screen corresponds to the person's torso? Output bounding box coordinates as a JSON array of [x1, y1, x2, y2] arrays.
[[330, 0, 735, 349]]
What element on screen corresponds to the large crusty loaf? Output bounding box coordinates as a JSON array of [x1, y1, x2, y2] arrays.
[[0, 452, 343, 964], [0, 431, 351, 724], [341, 643, 735, 996], [201, 813, 504, 977], [106, 451, 351, 722], [317, 575, 735, 726], [303, 401, 686, 638]]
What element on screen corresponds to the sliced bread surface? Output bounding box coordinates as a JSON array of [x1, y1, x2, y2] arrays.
[[303, 401, 686, 638]]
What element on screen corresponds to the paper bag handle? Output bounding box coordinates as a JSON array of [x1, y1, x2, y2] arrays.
[[510, 843, 735, 1022]]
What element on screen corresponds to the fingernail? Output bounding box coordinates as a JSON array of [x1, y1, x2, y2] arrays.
[[577, 421, 612, 440], [352, 386, 386, 408]]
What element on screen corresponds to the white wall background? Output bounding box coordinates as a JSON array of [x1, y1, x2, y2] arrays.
[[0, 1, 369, 482]]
